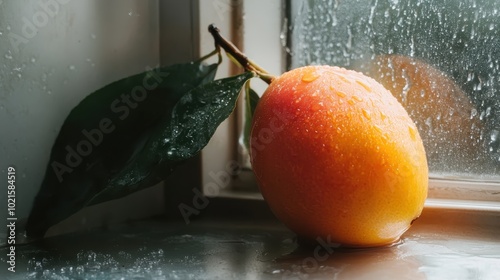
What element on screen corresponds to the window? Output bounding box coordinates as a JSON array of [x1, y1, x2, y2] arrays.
[[288, 0, 500, 179], [199, 0, 500, 208]]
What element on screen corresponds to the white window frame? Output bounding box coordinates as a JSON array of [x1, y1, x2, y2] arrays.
[[197, 0, 500, 211]]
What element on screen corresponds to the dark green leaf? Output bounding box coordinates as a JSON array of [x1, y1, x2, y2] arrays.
[[89, 71, 256, 205], [166, 71, 256, 160], [26, 61, 218, 237], [243, 84, 260, 153]]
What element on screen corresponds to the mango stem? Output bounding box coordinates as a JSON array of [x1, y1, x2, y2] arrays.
[[208, 24, 276, 85]]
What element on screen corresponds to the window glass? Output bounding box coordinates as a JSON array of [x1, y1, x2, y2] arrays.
[[287, 0, 500, 180]]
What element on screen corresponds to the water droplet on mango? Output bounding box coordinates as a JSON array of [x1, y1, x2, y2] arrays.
[[362, 109, 371, 120], [352, 95, 363, 102], [356, 80, 372, 92], [380, 112, 388, 121], [409, 126, 417, 141], [334, 89, 347, 98], [337, 75, 350, 84], [302, 70, 320, 82]]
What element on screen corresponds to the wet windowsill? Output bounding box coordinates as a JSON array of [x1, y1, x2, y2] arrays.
[[2, 199, 500, 279]]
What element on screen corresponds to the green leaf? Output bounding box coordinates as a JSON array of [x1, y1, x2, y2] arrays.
[[26, 61, 218, 238], [166, 71, 256, 160], [89, 71, 256, 205], [243, 83, 260, 153]]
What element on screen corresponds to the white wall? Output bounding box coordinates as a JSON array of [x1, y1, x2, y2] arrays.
[[0, 0, 164, 242]]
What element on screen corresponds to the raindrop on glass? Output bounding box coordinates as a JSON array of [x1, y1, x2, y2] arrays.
[[470, 108, 478, 119], [490, 130, 499, 142]]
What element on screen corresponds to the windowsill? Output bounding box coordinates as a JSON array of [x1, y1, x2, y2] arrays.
[[216, 188, 500, 212], [219, 170, 500, 212], [3, 197, 499, 279], [425, 198, 500, 212]]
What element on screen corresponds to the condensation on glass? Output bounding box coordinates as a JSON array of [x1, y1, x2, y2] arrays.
[[286, 0, 500, 180]]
